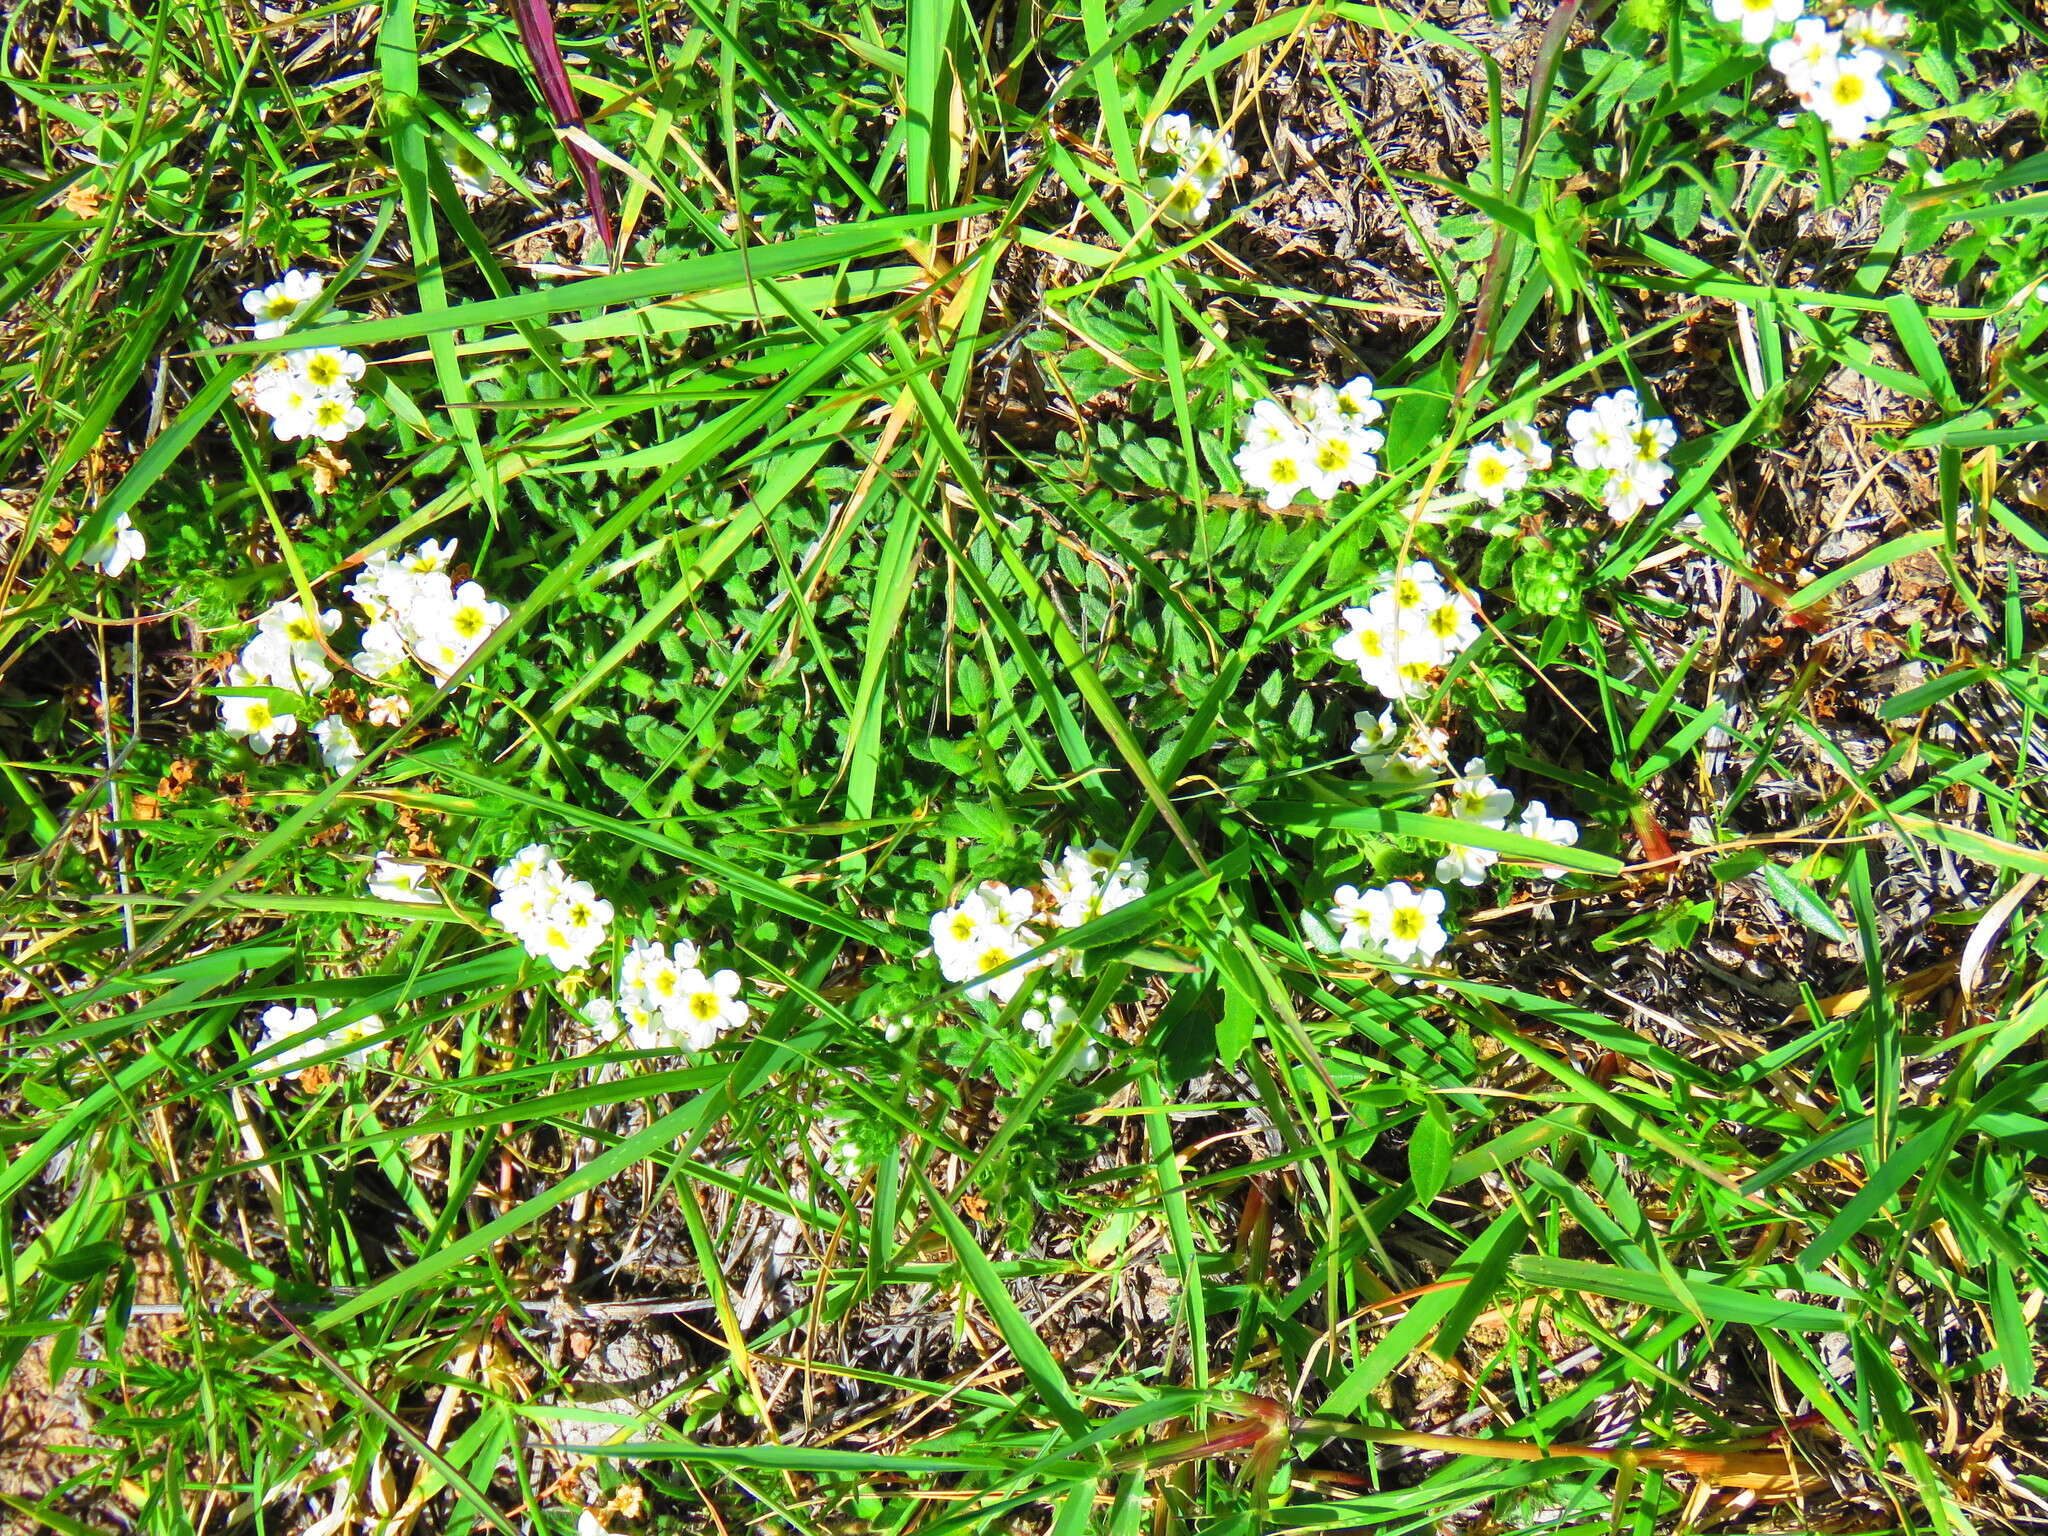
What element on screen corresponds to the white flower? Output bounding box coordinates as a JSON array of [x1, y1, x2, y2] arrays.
[[1601, 457, 1674, 522], [1711, 0, 1801, 45], [1840, 3, 1909, 53], [1327, 883, 1376, 950], [488, 849, 578, 952], [958, 931, 1047, 1004], [1184, 126, 1246, 187], [528, 880, 613, 972], [1566, 390, 1641, 472], [1447, 757, 1514, 828], [1350, 708, 1401, 777], [1358, 882, 1450, 963], [619, 938, 705, 1028], [1329, 375, 1385, 428], [242, 269, 325, 339], [1020, 993, 1100, 1069], [1332, 561, 1484, 702], [1043, 841, 1149, 929], [494, 842, 564, 892], [1417, 585, 1484, 658], [1514, 799, 1581, 878], [286, 347, 366, 393], [459, 82, 495, 120], [253, 600, 342, 693], [1501, 420, 1552, 472], [407, 538, 458, 573], [1435, 844, 1498, 887], [368, 855, 435, 904], [1237, 385, 1385, 505], [669, 968, 749, 1049], [1627, 413, 1678, 467], [1147, 113, 1197, 158], [219, 688, 297, 753], [1461, 440, 1529, 506], [1240, 398, 1303, 452], [1235, 436, 1315, 510], [1147, 168, 1220, 226], [1808, 49, 1893, 140], [313, 714, 363, 773], [80, 510, 147, 577], [253, 370, 320, 440], [306, 393, 367, 444], [353, 618, 410, 681], [446, 132, 495, 199], [1333, 602, 1440, 701], [1143, 120, 1245, 227], [1303, 424, 1383, 498], [410, 580, 508, 680], [1021, 991, 1076, 1049], [930, 880, 1036, 962], [1769, 18, 1843, 98], [1350, 707, 1451, 782], [366, 692, 410, 727], [256, 1003, 385, 1080]]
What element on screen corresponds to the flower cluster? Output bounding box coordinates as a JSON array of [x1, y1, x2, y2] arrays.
[[238, 270, 376, 445], [1768, 8, 1907, 141], [1143, 114, 1247, 227], [218, 597, 339, 754], [490, 843, 615, 972], [1715, 0, 1909, 141], [446, 82, 516, 199], [1324, 881, 1450, 965], [1566, 389, 1678, 522], [1351, 706, 1453, 783], [611, 937, 750, 1052], [1431, 757, 1581, 886], [1332, 559, 1483, 702], [255, 1003, 385, 1081], [1233, 375, 1387, 510], [1461, 421, 1554, 508], [249, 346, 370, 444], [347, 538, 509, 683], [214, 535, 507, 764], [929, 842, 1148, 1020]]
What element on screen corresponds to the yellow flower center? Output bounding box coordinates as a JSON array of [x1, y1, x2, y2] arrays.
[[687, 992, 719, 1021], [1392, 908, 1425, 942]]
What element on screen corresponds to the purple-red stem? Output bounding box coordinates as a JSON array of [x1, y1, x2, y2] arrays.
[[507, 0, 616, 255]]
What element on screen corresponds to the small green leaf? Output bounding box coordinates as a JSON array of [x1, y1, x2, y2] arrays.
[[1760, 863, 1850, 942], [1409, 1101, 1453, 1204], [1592, 898, 1714, 954]]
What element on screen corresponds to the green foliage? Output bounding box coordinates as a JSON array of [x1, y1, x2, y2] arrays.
[[3, 0, 2046, 1527]]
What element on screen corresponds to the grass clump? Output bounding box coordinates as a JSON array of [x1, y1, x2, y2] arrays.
[[3, 0, 2048, 1530]]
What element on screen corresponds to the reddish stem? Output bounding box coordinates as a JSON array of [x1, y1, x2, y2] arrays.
[[506, 0, 615, 255]]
